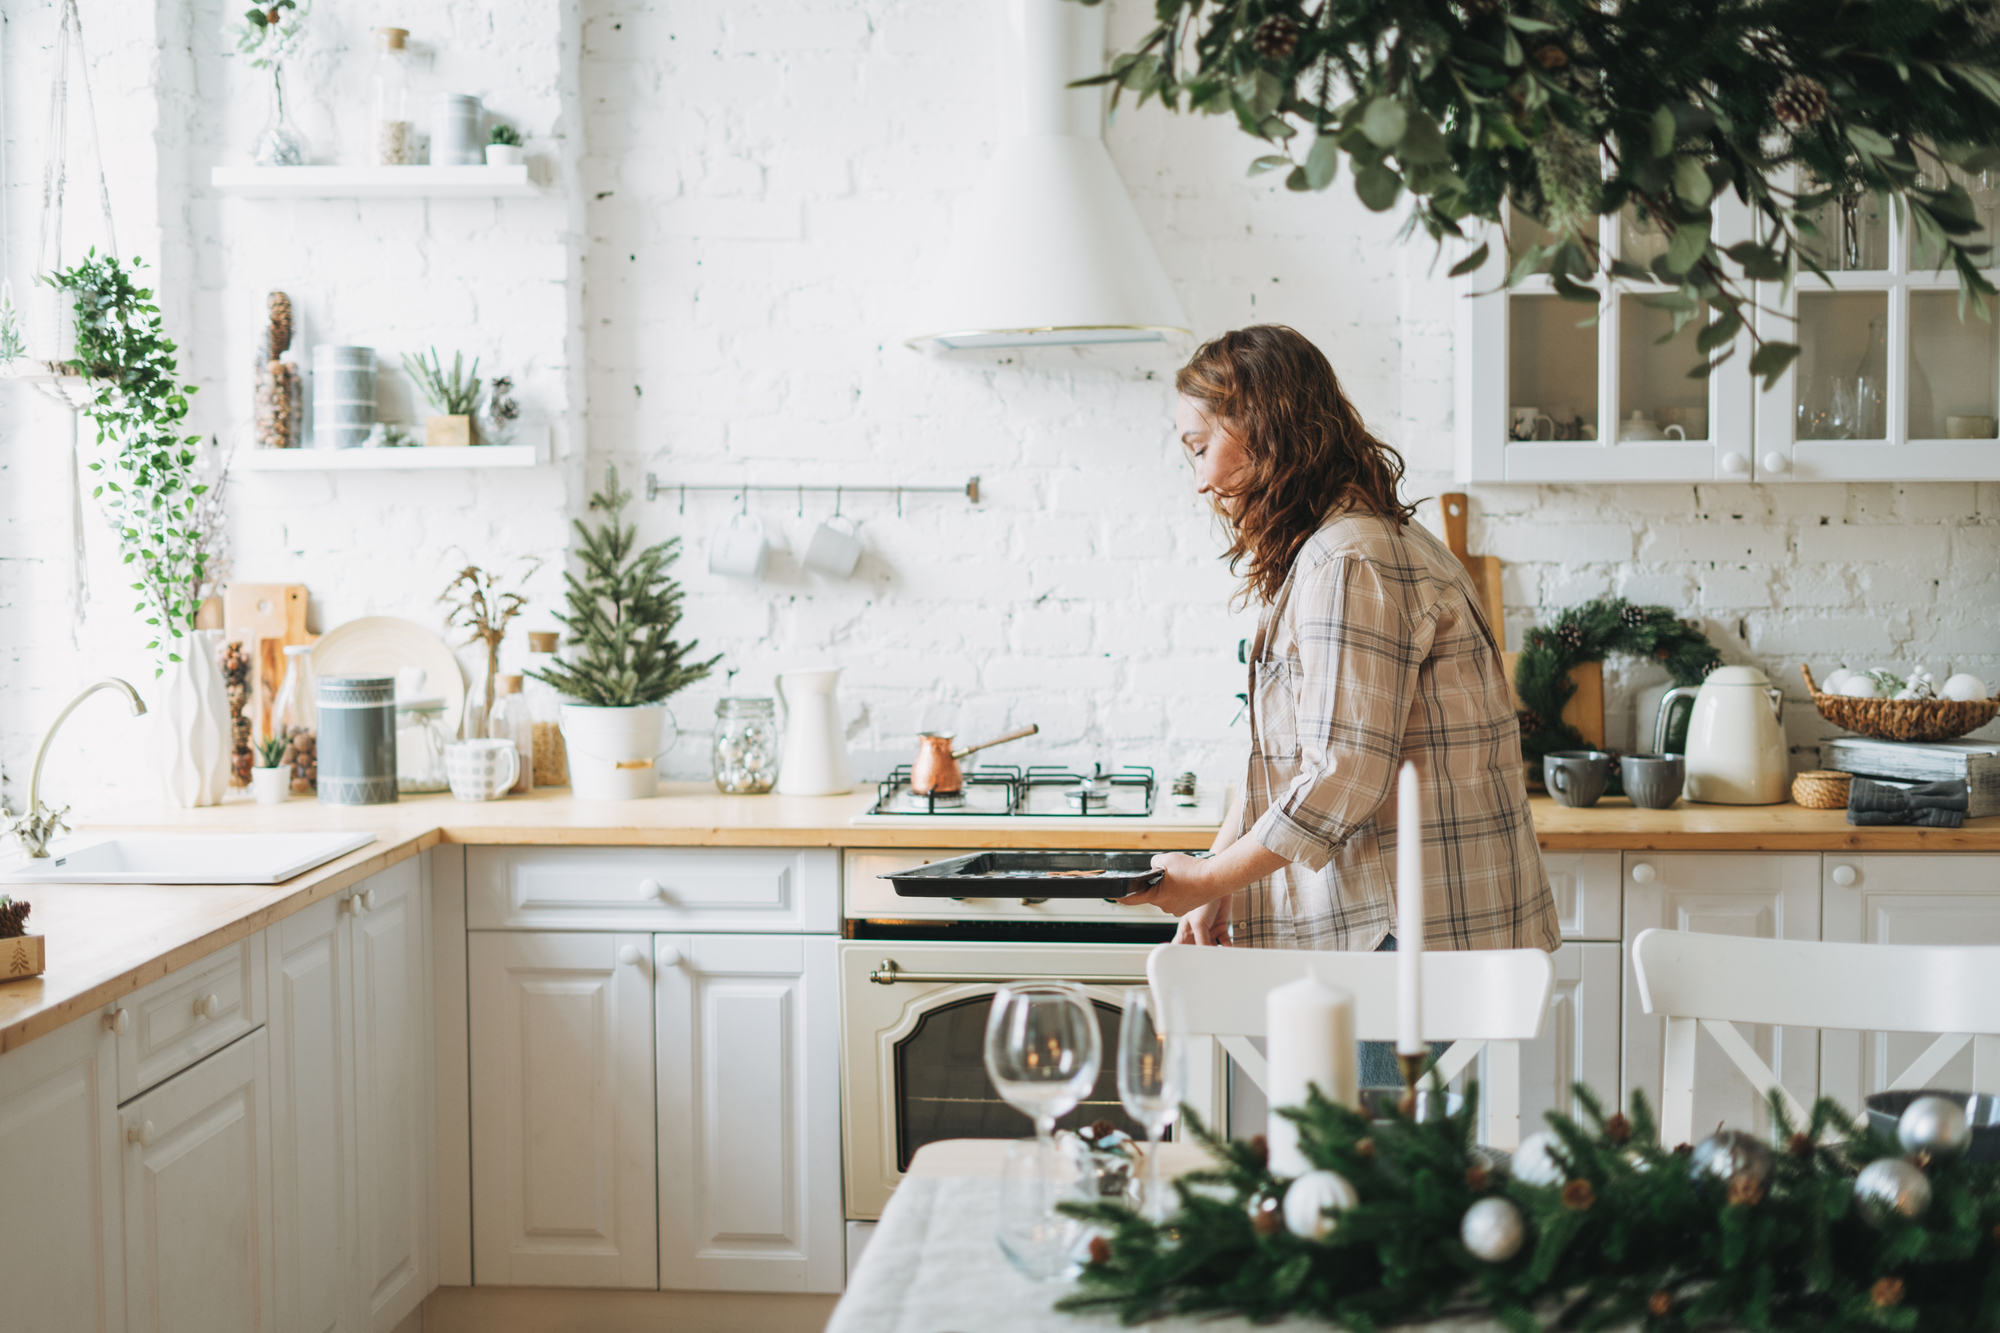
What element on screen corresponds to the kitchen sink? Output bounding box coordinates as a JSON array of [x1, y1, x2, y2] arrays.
[[0, 831, 378, 885]]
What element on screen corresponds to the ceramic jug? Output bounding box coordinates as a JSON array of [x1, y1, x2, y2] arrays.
[[1653, 665, 1788, 805], [774, 667, 852, 796]]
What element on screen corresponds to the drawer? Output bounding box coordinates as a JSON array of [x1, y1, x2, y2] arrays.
[[467, 846, 838, 933], [114, 934, 264, 1104]]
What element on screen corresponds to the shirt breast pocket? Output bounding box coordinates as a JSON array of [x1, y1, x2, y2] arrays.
[[1251, 657, 1301, 760]]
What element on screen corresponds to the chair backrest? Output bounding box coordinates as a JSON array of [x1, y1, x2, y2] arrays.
[[1630, 929, 2000, 1147], [1146, 944, 1555, 1149]]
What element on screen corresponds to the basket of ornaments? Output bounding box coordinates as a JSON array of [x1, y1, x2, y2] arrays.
[[1803, 664, 1998, 743]]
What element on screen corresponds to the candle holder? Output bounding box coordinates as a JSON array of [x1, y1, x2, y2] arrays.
[[1396, 1051, 1426, 1118]]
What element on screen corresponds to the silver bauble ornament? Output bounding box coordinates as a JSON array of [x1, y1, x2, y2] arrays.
[[1897, 1095, 1972, 1160], [1688, 1130, 1774, 1197], [1282, 1169, 1360, 1240], [1855, 1156, 1933, 1226], [1511, 1131, 1568, 1187], [1460, 1196, 1526, 1263]]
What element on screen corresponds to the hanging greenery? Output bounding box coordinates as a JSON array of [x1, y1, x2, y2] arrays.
[[1515, 597, 1720, 772], [1061, 1084, 2000, 1331], [1074, 0, 2000, 381], [47, 251, 220, 667]]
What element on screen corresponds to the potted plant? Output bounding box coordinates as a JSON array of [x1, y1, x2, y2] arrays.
[[439, 560, 534, 739], [403, 347, 481, 447], [487, 122, 524, 167], [528, 467, 719, 800], [0, 897, 43, 982], [251, 736, 292, 804]]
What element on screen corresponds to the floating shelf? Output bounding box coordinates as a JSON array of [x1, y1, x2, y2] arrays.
[[210, 165, 537, 198], [239, 443, 542, 472]]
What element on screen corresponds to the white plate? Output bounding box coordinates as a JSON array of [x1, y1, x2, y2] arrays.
[[312, 616, 467, 736]]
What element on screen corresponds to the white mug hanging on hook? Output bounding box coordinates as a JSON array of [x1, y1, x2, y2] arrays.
[[709, 511, 769, 580], [804, 513, 863, 577]]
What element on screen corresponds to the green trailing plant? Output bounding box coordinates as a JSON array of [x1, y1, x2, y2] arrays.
[[1078, 0, 2000, 383], [402, 347, 482, 417], [0, 286, 25, 361], [528, 467, 720, 708], [256, 736, 288, 769], [1061, 1083, 2000, 1331], [489, 122, 523, 147], [47, 251, 219, 666], [225, 0, 311, 69]]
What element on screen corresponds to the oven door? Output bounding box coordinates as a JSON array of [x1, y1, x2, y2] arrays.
[[837, 940, 1219, 1220]]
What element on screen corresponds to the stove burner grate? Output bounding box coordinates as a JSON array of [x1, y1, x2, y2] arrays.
[[868, 763, 1158, 817]]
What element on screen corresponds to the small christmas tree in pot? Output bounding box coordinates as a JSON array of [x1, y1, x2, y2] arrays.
[[529, 467, 720, 800]]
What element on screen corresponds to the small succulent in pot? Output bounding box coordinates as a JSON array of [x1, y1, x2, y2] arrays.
[[256, 736, 289, 769], [488, 122, 523, 147], [251, 735, 293, 804], [486, 121, 524, 166], [403, 347, 481, 446]]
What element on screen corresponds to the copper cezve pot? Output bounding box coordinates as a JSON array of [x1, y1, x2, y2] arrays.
[[909, 724, 1039, 795]]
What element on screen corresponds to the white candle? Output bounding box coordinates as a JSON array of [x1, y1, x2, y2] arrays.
[[1265, 974, 1356, 1177], [1395, 760, 1425, 1058]]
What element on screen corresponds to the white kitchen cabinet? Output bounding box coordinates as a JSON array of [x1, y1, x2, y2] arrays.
[[121, 1029, 274, 1333], [655, 933, 841, 1294], [1820, 854, 2000, 1112], [1540, 852, 1622, 942], [1621, 852, 1821, 1138], [0, 1008, 124, 1333], [466, 846, 838, 934], [1509, 941, 1622, 1139], [117, 934, 263, 1104], [468, 930, 658, 1289]]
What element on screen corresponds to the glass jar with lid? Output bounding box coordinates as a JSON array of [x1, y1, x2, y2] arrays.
[[524, 630, 569, 787], [489, 674, 535, 795], [370, 28, 413, 164], [712, 697, 779, 794], [272, 644, 318, 793], [395, 697, 451, 794]]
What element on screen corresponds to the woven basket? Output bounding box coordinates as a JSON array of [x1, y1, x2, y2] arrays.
[[1791, 770, 1851, 810], [1801, 665, 2000, 743]]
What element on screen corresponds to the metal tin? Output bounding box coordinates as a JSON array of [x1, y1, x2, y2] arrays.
[[316, 675, 399, 805], [430, 91, 485, 166]]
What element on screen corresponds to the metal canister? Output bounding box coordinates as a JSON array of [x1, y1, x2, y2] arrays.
[[316, 675, 399, 805]]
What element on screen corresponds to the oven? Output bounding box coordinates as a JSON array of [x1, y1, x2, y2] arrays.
[[839, 849, 1225, 1222]]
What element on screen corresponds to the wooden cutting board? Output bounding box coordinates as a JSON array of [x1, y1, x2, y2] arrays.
[[223, 583, 315, 736], [1439, 493, 1504, 645]]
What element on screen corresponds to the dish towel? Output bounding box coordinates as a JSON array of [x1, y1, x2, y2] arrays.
[[1847, 777, 1969, 828]]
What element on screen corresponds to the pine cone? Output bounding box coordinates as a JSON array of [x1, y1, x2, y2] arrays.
[[1620, 604, 1646, 629], [0, 897, 30, 940], [1871, 1277, 1905, 1309], [1771, 75, 1830, 130], [267, 291, 293, 359], [1557, 623, 1584, 653], [1251, 13, 1301, 60], [1648, 1291, 1673, 1317], [1561, 1178, 1596, 1210], [1533, 42, 1569, 69], [1605, 1113, 1631, 1144], [1742, 28, 1788, 66]]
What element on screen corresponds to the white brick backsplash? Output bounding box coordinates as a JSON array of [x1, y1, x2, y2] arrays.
[[1796, 523, 1952, 565], [1698, 567, 1776, 610]]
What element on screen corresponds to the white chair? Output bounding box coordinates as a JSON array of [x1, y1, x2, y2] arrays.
[[1146, 944, 1555, 1149], [1630, 928, 2000, 1148]]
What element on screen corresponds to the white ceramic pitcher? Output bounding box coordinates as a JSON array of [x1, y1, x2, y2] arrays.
[[774, 667, 852, 796], [1653, 665, 1788, 805]]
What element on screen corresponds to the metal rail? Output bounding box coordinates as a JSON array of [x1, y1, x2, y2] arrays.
[[644, 474, 979, 514], [868, 960, 1137, 986]]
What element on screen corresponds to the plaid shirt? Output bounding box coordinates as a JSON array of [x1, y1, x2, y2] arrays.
[[1232, 511, 1559, 953]]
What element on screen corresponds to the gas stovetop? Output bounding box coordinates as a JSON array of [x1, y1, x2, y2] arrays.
[[862, 764, 1196, 819]]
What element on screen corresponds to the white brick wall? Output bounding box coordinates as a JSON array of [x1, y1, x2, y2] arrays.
[[3, 0, 1995, 822]]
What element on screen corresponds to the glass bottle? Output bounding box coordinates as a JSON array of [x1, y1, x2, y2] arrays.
[[252, 65, 310, 168], [395, 698, 450, 794], [272, 644, 318, 793], [490, 674, 535, 795], [712, 697, 779, 794], [524, 631, 569, 787], [370, 29, 413, 165], [1854, 315, 1889, 439]]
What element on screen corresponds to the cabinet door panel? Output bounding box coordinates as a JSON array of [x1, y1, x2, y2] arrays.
[[0, 1013, 123, 1333], [122, 1030, 273, 1333], [469, 931, 656, 1288], [1540, 853, 1622, 941], [657, 934, 840, 1293], [266, 896, 352, 1333], [467, 847, 837, 933], [1511, 941, 1621, 1138], [119, 936, 263, 1103], [1622, 853, 1820, 1139], [350, 862, 431, 1330]]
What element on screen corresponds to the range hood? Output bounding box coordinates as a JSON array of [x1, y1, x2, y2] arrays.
[[905, 0, 1191, 351]]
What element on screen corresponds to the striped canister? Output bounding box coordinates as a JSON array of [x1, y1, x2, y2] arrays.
[[312, 344, 377, 449], [316, 675, 399, 805]]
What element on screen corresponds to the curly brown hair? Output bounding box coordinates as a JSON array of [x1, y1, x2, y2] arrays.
[[1177, 325, 1417, 605]]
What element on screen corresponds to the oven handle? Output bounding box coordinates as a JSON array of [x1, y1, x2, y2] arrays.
[[868, 960, 1138, 986]]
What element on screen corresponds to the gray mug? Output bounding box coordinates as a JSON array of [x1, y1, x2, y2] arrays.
[[1620, 753, 1685, 810], [1543, 750, 1612, 808]]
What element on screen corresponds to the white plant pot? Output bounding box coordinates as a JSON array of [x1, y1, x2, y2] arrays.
[[559, 702, 675, 801], [485, 144, 523, 167], [155, 628, 232, 808], [251, 765, 293, 805]]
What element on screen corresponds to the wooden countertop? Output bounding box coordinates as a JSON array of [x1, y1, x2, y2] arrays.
[[2, 785, 1993, 1057]]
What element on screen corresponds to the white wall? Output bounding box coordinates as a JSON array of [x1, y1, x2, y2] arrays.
[[3, 0, 1995, 820]]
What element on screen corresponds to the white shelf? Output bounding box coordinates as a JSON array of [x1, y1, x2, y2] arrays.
[[210, 165, 536, 198], [239, 443, 542, 472]]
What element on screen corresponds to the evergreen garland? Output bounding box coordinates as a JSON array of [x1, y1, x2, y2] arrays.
[[527, 466, 721, 708], [1516, 598, 1721, 774], [1061, 1085, 2000, 1331]]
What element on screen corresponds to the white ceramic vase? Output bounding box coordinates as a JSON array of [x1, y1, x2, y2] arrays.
[[560, 702, 676, 800], [156, 628, 233, 808]]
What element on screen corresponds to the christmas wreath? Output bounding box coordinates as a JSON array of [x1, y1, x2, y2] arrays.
[[1515, 598, 1721, 776], [1061, 1085, 2000, 1331]]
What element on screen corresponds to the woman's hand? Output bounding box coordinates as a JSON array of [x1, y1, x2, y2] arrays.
[[1175, 892, 1232, 946], [1121, 836, 1289, 941]]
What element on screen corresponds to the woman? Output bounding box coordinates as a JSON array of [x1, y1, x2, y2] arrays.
[[1123, 325, 1558, 958]]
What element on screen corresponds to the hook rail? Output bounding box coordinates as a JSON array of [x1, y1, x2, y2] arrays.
[[643, 474, 980, 514]]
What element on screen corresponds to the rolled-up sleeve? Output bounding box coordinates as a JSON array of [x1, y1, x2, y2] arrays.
[[1249, 554, 1436, 872]]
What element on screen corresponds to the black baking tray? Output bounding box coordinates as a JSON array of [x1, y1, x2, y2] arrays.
[[882, 850, 1164, 898]]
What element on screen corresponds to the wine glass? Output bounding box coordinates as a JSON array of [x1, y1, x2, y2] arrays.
[[1117, 986, 1186, 1222], [984, 982, 1102, 1144]]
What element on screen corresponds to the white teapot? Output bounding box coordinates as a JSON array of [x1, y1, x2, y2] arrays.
[[1618, 410, 1688, 443], [1653, 666, 1788, 805]]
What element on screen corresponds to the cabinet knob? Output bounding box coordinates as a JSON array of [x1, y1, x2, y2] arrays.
[[195, 993, 222, 1021], [1630, 862, 1657, 885], [106, 1007, 130, 1035], [657, 945, 682, 967], [618, 945, 645, 967], [639, 877, 664, 901], [1721, 452, 1750, 475], [1761, 451, 1790, 474], [1831, 864, 1859, 887], [128, 1120, 155, 1148], [359, 889, 375, 913]]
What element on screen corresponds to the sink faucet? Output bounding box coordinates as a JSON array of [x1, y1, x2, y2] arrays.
[[5, 678, 148, 858]]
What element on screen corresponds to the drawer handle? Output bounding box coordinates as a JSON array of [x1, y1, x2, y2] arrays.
[[618, 945, 645, 967], [657, 945, 682, 967], [639, 878, 664, 901], [1630, 863, 1657, 885], [195, 994, 222, 1021], [1832, 864, 1859, 888], [128, 1120, 155, 1148], [106, 1007, 130, 1035]]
